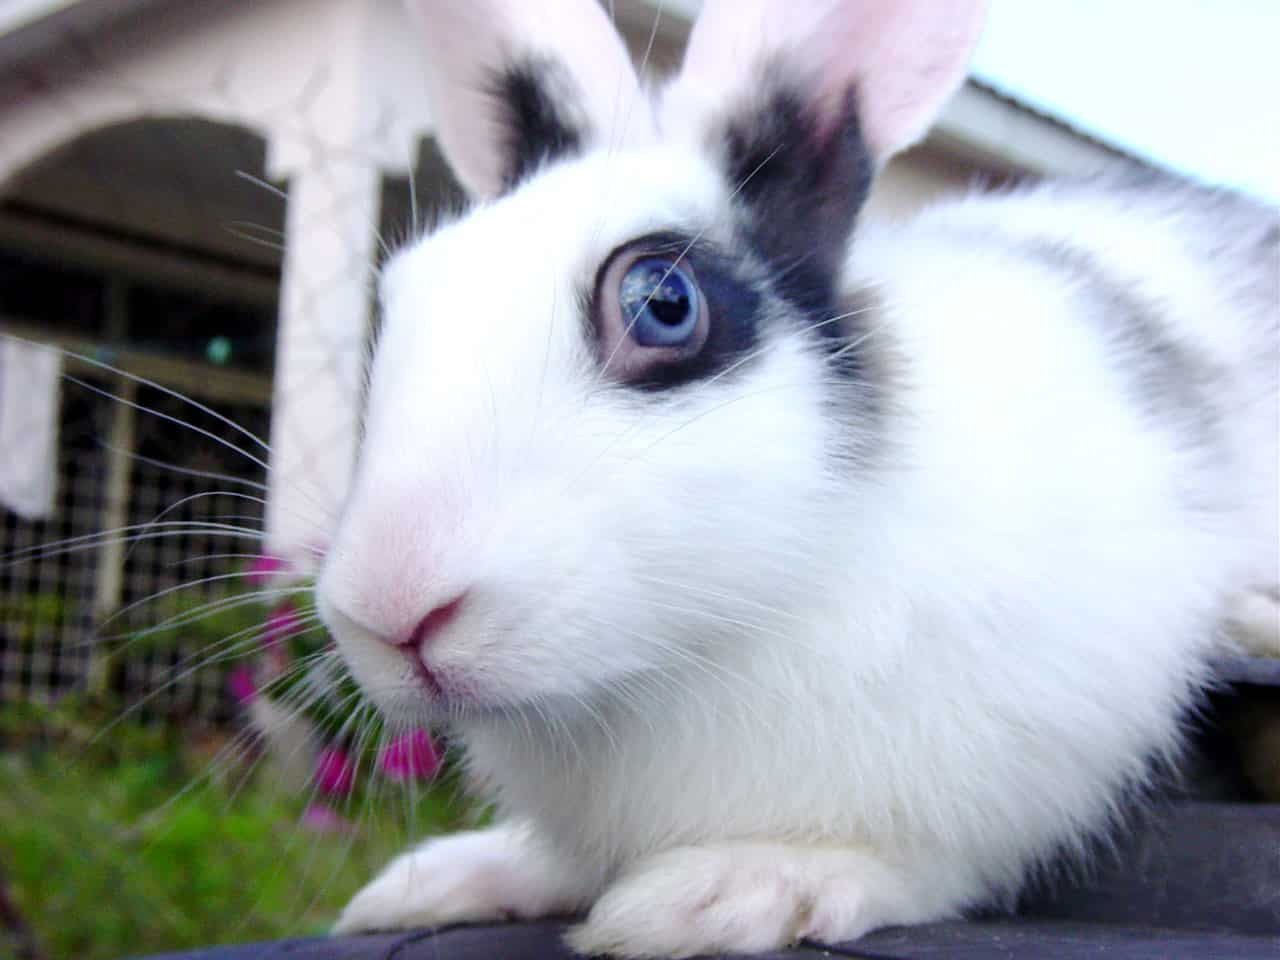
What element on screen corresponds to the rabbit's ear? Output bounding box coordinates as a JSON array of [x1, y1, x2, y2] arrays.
[[406, 0, 646, 199], [662, 0, 985, 293], [667, 0, 986, 163]]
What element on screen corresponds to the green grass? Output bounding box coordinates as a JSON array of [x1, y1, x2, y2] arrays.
[[0, 702, 473, 960]]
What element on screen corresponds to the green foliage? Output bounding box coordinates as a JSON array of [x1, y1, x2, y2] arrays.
[[0, 699, 473, 960], [118, 589, 268, 656], [0, 593, 70, 650], [116, 570, 359, 742]]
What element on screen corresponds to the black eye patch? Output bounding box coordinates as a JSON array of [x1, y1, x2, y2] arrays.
[[721, 79, 873, 314], [716, 73, 877, 382]]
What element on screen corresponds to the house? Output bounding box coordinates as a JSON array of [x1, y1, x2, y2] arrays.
[[0, 0, 1128, 714]]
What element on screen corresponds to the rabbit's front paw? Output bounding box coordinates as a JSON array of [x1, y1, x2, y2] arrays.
[[566, 842, 924, 958], [1228, 587, 1280, 658], [333, 823, 587, 934]]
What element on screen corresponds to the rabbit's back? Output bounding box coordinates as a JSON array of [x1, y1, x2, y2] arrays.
[[851, 172, 1278, 590]]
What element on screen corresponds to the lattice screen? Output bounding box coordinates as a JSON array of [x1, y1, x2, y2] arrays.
[[0, 373, 270, 724], [0, 383, 105, 706]]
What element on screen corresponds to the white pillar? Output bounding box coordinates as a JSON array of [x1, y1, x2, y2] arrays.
[[86, 375, 135, 695], [260, 0, 430, 570], [264, 157, 380, 568]]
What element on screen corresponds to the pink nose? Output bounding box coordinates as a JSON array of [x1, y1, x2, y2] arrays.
[[396, 595, 466, 650]]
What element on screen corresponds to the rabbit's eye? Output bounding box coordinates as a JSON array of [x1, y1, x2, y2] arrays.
[[593, 237, 720, 387], [619, 258, 700, 347]]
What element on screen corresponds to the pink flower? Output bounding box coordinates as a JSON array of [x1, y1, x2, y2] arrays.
[[314, 746, 355, 796], [261, 640, 291, 684], [262, 602, 303, 648], [226, 664, 257, 705], [379, 729, 442, 782], [300, 803, 354, 834], [246, 554, 288, 586]]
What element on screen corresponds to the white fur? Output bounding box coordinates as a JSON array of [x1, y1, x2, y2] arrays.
[[1228, 590, 1280, 659], [319, 3, 1279, 956], [333, 822, 596, 933]]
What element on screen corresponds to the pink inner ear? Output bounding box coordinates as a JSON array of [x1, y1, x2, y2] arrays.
[[669, 0, 987, 162], [830, 0, 988, 159], [406, 0, 649, 199]]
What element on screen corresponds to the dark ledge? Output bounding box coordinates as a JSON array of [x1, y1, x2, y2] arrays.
[[136, 802, 1280, 960], [141, 658, 1280, 959], [1212, 653, 1280, 687], [135, 918, 1280, 960]]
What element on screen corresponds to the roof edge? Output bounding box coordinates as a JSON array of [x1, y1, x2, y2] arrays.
[[930, 80, 1129, 177], [0, 0, 168, 70], [3, 0, 1135, 180], [0, 0, 82, 37]]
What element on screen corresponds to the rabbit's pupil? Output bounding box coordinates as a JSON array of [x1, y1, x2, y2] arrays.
[[620, 258, 699, 347]]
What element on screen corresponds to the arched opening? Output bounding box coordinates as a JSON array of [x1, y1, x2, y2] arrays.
[[1, 115, 283, 365], [0, 116, 285, 720]]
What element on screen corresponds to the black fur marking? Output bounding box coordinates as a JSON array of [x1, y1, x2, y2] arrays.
[[720, 79, 875, 377], [1261, 223, 1280, 261], [588, 232, 765, 391], [492, 60, 583, 191], [1017, 238, 1228, 472]]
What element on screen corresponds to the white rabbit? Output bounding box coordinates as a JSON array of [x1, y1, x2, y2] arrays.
[[319, 0, 1280, 955]]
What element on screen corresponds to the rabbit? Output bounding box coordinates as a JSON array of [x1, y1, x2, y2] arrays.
[[318, 0, 1280, 955]]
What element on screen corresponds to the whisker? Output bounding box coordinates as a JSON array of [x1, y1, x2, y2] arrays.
[[224, 220, 286, 253], [234, 169, 289, 202], [100, 567, 307, 631], [565, 302, 885, 498], [634, 377, 866, 458], [95, 585, 313, 645], [104, 443, 270, 493], [168, 551, 292, 568], [631, 572, 809, 624], [119, 490, 270, 566], [0, 331, 271, 456], [64, 372, 273, 474], [72, 619, 326, 754], [2, 521, 268, 568]]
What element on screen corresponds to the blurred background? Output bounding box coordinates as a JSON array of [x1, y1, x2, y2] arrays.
[[0, 1, 1274, 958]]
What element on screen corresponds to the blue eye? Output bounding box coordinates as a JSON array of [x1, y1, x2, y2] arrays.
[[618, 257, 700, 347]]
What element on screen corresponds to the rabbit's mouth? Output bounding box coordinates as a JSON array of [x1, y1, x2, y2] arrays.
[[402, 648, 491, 711], [401, 649, 446, 699], [396, 594, 469, 700]]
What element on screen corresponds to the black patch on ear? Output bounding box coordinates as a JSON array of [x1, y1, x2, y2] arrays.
[[720, 79, 875, 374], [493, 60, 584, 191]]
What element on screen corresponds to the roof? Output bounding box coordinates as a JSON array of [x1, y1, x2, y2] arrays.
[[0, 0, 1138, 183], [0, 0, 164, 67]]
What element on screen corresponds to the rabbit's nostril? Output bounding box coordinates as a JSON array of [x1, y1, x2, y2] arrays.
[[398, 595, 467, 650]]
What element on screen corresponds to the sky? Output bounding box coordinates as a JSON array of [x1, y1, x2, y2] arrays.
[[970, 0, 1279, 203]]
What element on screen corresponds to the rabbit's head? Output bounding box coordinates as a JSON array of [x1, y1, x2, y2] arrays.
[[317, 0, 985, 725]]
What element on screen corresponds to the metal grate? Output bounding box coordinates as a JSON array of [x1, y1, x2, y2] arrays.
[[0, 382, 105, 705], [0, 372, 270, 724], [112, 384, 271, 724]]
